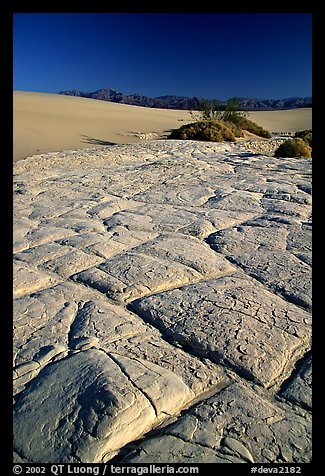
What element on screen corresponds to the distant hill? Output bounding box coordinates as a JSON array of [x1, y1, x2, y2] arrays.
[[235, 96, 312, 110], [58, 88, 312, 111]]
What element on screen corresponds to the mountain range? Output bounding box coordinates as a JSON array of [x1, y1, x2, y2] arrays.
[[58, 88, 312, 111]]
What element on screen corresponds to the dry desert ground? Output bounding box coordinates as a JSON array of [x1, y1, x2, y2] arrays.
[[13, 91, 312, 162], [13, 91, 312, 464]]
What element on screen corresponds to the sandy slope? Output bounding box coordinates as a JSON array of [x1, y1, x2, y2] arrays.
[[248, 108, 312, 134], [13, 91, 312, 162]]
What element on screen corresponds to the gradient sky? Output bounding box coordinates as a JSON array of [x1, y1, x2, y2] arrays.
[[13, 13, 312, 100]]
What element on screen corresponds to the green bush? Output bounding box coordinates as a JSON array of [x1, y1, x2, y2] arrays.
[[243, 118, 272, 138], [169, 119, 236, 142], [169, 95, 271, 143], [223, 120, 244, 138], [226, 115, 272, 138], [294, 129, 312, 146], [198, 99, 224, 121], [191, 96, 248, 125], [222, 97, 248, 123], [274, 138, 312, 158]]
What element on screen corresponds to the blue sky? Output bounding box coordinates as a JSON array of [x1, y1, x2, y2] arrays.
[[13, 13, 312, 100]]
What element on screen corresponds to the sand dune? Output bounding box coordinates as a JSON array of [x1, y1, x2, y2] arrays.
[[248, 108, 312, 134], [13, 91, 312, 162]]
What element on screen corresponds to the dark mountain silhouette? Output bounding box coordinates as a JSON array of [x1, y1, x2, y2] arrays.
[[58, 88, 312, 111]]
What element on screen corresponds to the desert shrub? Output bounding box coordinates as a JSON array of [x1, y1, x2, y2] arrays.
[[274, 138, 312, 158], [226, 115, 272, 138], [242, 119, 272, 139], [191, 97, 247, 124], [223, 120, 244, 137], [222, 97, 248, 123], [294, 129, 312, 146], [198, 99, 225, 121], [169, 119, 236, 142], [170, 96, 271, 143]]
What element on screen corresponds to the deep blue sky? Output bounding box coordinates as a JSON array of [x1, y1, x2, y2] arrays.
[[13, 13, 312, 100]]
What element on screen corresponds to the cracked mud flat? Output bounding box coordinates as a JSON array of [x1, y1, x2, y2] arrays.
[[13, 140, 312, 464]]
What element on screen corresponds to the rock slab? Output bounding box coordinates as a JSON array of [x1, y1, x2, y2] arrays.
[[13, 140, 311, 463]]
